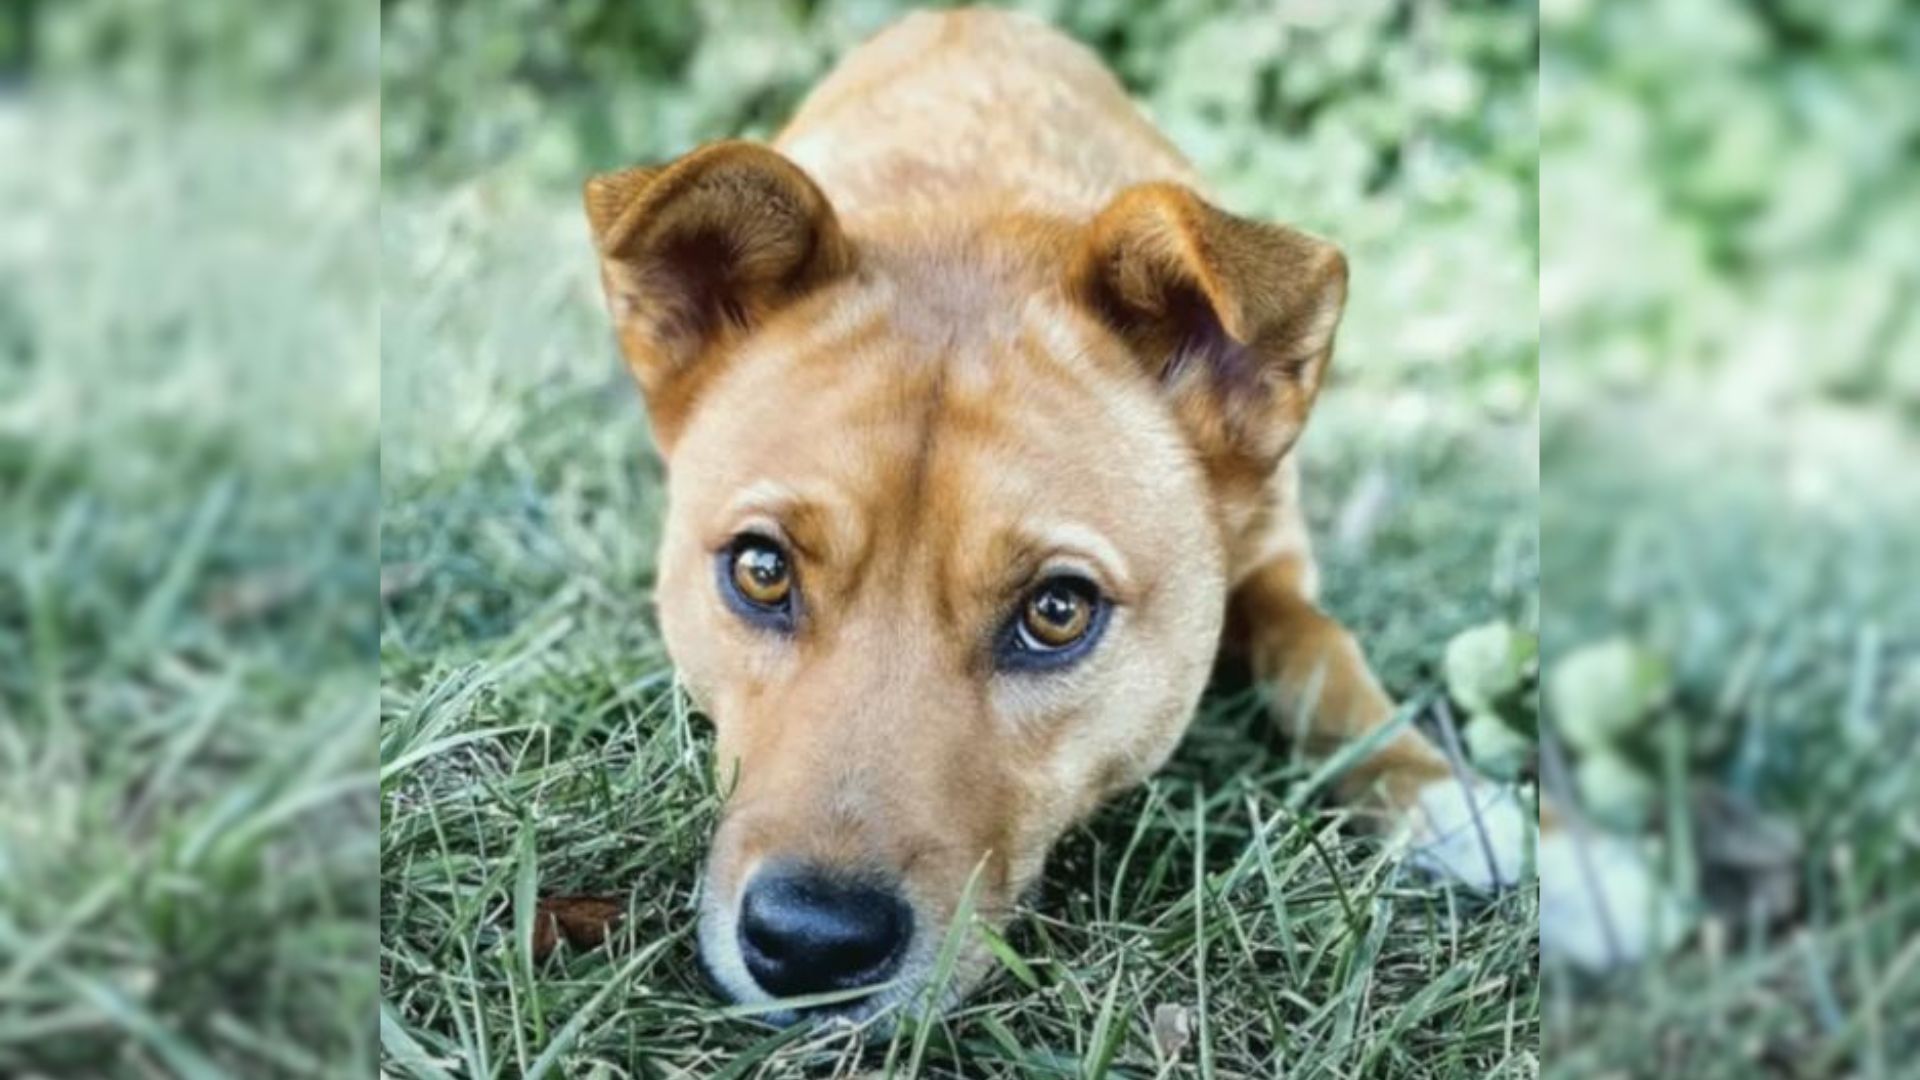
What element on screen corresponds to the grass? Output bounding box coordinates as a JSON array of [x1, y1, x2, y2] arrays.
[[1536, 0, 1920, 1069], [376, 177, 1543, 1076], [0, 95, 379, 1075], [1538, 400, 1920, 1077]]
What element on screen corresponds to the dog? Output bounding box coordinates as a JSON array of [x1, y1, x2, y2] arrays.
[[583, 7, 1654, 1024]]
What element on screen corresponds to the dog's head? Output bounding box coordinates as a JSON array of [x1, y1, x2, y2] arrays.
[[585, 141, 1346, 1023]]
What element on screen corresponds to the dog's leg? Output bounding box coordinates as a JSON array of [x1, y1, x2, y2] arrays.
[[1228, 555, 1531, 890], [1231, 554, 1692, 968]]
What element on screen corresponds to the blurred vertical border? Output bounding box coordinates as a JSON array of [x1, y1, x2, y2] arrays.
[[0, 1, 379, 1076], [1542, 0, 1919, 1074]]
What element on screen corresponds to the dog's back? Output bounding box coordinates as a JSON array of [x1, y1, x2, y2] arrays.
[[778, 9, 1200, 221]]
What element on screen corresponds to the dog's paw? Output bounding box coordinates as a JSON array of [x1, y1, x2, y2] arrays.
[[1394, 778, 1695, 971], [1539, 829, 1692, 971], [1401, 777, 1533, 890]]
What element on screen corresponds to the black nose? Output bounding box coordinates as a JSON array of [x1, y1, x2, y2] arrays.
[[738, 864, 912, 999]]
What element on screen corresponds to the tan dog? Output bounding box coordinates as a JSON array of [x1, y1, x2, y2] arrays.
[[583, 9, 1606, 1023]]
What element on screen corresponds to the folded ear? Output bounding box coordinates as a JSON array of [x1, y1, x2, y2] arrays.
[[583, 141, 853, 447], [1068, 183, 1347, 481]]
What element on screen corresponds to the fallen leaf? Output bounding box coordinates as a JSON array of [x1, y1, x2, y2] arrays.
[[1692, 784, 1802, 929], [1151, 1002, 1192, 1061], [530, 895, 626, 962]]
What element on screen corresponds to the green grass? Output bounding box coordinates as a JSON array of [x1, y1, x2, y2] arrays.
[[0, 98, 379, 1075], [1538, 403, 1920, 1077], [1537, 0, 1920, 1071], [376, 176, 1543, 1075]]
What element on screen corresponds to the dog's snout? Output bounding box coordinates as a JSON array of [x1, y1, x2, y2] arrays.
[[738, 863, 911, 999]]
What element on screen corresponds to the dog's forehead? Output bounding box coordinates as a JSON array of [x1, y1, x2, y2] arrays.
[[677, 289, 1202, 553]]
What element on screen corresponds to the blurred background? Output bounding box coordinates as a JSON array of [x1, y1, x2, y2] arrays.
[[380, 1, 1544, 1075], [0, 0, 378, 1076], [1540, 0, 1919, 1074]]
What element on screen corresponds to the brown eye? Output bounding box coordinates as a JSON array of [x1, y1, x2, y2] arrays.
[[729, 539, 792, 608], [1020, 580, 1094, 649]]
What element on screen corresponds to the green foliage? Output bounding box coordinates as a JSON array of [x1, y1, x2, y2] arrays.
[[1463, 711, 1533, 781], [1443, 620, 1539, 780], [1547, 638, 1667, 756], [1542, 0, 1920, 408], [1571, 750, 1655, 832], [380, 0, 1541, 397], [12, 0, 375, 103], [1446, 619, 1537, 716]]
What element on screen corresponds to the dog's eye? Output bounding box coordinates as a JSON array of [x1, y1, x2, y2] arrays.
[[726, 537, 793, 610], [1021, 582, 1092, 648], [1003, 577, 1105, 669]]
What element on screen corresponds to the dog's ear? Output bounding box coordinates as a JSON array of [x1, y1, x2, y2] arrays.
[[1068, 183, 1347, 482], [583, 141, 853, 448]]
